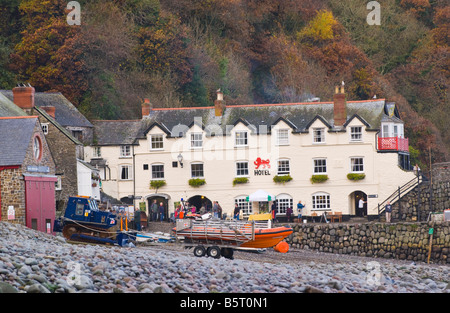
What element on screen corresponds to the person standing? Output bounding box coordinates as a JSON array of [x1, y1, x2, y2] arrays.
[[297, 201, 305, 222], [213, 201, 219, 218], [358, 197, 367, 217], [271, 201, 277, 223], [134, 207, 141, 231], [151, 200, 158, 222], [159, 202, 165, 222], [385, 201, 392, 223], [234, 204, 240, 220], [286, 206, 293, 223]]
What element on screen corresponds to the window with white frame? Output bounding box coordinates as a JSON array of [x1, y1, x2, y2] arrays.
[[313, 158, 327, 173], [120, 145, 131, 157], [350, 126, 362, 141], [235, 196, 253, 217], [150, 134, 164, 150], [41, 123, 49, 135], [277, 129, 289, 145], [55, 175, 62, 191], [191, 163, 204, 178], [277, 159, 290, 175], [119, 165, 132, 180], [236, 161, 249, 177], [313, 128, 325, 143], [190, 133, 203, 148], [93, 146, 101, 158], [350, 157, 364, 173], [235, 131, 248, 147], [151, 164, 164, 179], [312, 192, 330, 210], [276, 194, 293, 215]]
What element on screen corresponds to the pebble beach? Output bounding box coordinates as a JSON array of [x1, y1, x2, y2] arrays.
[[0, 221, 449, 294]]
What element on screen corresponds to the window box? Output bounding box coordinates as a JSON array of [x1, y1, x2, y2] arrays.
[[347, 173, 366, 181], [188, 178, 206, 187], [233, 177, 249, 186], [273, 175, 292, 184], [150, 180, 166, 189], [310, 174, 328, 184]]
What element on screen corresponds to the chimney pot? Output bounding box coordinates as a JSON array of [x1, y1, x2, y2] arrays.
[[41, 106, 56, 119], [142, 98, 151, 118], [214, 90, 225, 117], [12, 86, 35, 112], [333, 86, 347, 127]]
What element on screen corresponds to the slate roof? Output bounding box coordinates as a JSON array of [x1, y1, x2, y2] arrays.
[[91, 98, 397, 145], [0, 90, 93, 128], [0, 93, 27, 117], [0, 116, 38, 166]]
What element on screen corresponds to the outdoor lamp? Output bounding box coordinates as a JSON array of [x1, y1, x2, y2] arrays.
[[177, 153, 183, 168]]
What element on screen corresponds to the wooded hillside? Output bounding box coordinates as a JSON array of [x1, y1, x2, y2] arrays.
[[0, 0, 448, 167]]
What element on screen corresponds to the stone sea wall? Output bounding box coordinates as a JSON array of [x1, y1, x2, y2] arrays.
[[286, 221, 450, 264]]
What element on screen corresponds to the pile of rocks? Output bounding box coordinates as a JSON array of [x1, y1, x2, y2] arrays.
[[0, 221, 449, 293], [287, 221, 450, 264]]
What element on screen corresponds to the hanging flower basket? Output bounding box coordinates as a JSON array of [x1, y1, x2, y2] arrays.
[[347, 173, 366, 181], [150, 180, 166, 189], [310, 174, 328, 183], [188, 178, 206, 187], [273, 175, 292, 184], [233, 177, 249, 186]]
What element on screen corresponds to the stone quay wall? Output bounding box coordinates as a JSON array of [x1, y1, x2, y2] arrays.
[[387, 180, 450, 222], [286, 221, 450, 264]]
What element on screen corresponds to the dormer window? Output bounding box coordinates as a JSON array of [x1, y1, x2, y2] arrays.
[[313, 128, 325, 143], [277, 129, 289, 145], [190, 133, 203, 148]]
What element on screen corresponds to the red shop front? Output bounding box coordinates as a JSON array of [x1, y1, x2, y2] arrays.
[[24, 174, 57, 234]]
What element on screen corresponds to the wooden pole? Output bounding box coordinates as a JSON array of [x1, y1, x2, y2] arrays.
[[427, 228, 434, 264]]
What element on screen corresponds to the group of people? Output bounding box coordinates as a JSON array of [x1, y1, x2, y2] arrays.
[[269, 200, 306, 223], [149, 200, 166, 222], [174, 200, 225, 220]]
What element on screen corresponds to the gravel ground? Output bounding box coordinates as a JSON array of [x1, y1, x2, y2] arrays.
[[0, 221, 449, 294]]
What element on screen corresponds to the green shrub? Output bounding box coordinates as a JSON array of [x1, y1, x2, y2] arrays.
[[150, 180, 166, 189]]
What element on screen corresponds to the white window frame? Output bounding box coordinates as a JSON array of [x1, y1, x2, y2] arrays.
[[119, 165, 133, 180], [276, 129, 289, 145], [235, 131, 248, 147], [277, 159, 290, 175], [313, 158, 327, 174], [41, 123, 49, 135], [312, 192, 330, 211], [190, 133, 203, 149], [276, 194, 293, 215], [236, 161, 249, 177], [350, 126, 362, 142], [150, 134, 164, 150], [191, 162, 204, 178], [92, 146, 101, 158], [313, 128, 325, 143], [151, 163, 165, 179], [55, 175, 62, 191], [350, 157, 364, 173], [120, 145, 131, 158], [235, 196, 253, 217]]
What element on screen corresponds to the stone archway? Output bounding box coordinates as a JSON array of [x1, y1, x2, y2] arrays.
[[146, 193, 171, 221], [187, 195, 212, 213]]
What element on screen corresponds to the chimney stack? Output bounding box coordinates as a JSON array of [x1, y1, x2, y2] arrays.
[[214, 89, 225, 117], [142, 98, 151, 118], [333, 82, 347, 127], [41, 106, 56, 119], [12, 85, 35, 113]]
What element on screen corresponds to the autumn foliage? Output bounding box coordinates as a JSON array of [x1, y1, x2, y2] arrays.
[[0, 0, 448, 164]]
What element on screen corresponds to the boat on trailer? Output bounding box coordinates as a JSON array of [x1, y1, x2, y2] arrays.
[[172, 214, 293, 258]]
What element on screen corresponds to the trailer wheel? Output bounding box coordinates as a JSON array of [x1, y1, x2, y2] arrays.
[[193, 246, 206, 257], [206, 246, 221, 259], [220, 248, 234, 259]]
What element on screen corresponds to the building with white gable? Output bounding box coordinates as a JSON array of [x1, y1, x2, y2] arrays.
[[86, 86, 415, 221]]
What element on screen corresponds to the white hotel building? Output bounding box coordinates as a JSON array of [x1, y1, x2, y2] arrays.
[[86, 86, 415, 221]]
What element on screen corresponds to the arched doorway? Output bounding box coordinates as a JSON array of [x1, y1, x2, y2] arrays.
[[147, 194, 170, 221], [187, 195, 212, 213], [349, 191, 368, 217]]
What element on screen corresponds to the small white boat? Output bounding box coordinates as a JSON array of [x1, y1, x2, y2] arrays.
[[136, 232, 174, 243]]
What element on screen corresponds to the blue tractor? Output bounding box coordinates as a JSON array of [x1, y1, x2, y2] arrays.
[[54, 196, 135, 246]]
